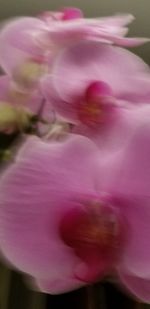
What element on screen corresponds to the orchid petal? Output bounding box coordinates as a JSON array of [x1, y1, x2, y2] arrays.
[[101, 106, 150, 278], [35, 276, 83, 294], [0, 135, 101, 285], [48, 42, 150, 104], [0, 17, 45, 75], [118, 272, 150, 304]]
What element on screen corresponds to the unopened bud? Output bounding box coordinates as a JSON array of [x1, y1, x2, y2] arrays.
[[0, 103, 31, 133], [13, 58, 48, 92]]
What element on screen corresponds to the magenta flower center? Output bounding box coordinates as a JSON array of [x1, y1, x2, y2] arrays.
[[59, 200, 122, 282], [78, 98, 103, 126], [77, 81, 115, 127]]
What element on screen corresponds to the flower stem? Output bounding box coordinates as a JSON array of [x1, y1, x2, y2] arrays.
[[86, 286, 95, 309], [86, 284, 106, 309]]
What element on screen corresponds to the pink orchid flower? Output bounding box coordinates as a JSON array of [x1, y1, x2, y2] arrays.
[[34, 7, 149, 50], [0, 9, 148, 92], [0, 135, 113, 293], [0, 111, 150, 304], [41, 41, 150, 149], [0, 8, 81, 92], [0, 7, 83, 75], [0, 8, 82, 96], [99, 104, 150, 303]]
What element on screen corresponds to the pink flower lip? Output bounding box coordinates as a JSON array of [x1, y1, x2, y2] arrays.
[[77, 81, 116, 127], [85, 81, 114, 100], [59, 196, 124, 283]]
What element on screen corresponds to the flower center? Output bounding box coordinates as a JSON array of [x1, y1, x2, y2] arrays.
[[59, 199, 123, 282], [78, 99, 103, 126], [77, 81, 115, 127]]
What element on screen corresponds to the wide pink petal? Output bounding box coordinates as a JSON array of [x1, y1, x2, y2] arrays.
[[0, 17, 45, 75], [118, 272, 150, 303], [35, 23, 112, 51], [49, 42, 150, 105], [72, 106, 136, 152], [109, 36, 150, 47], [97, 14, 134, 28], [101, 105, 150, 278], [107, 105, 150, 198], [118, 75, 150, 103], [35, 276, 84, 294], [94, 14, 134, 27], [0, 135, 100, 281], [38, 13, 147, 49], [41, 75, 79, 123]]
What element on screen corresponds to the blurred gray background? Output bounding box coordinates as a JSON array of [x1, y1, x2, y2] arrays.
[[0, 0, 149, 63]]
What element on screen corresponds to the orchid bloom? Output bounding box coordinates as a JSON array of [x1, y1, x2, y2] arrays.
[[0, 112, 150, 304], [0, 6, 150, 305], [0, 135, 116, 293], [35, 12, 149, 52], [99, 104, 150, 303], [0, 8, 148, 93], [0, 9, 82, 93], [41, 41, 150, 149]]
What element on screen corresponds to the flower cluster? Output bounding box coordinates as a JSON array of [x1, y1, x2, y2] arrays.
[[0, 7, 150, 303]]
